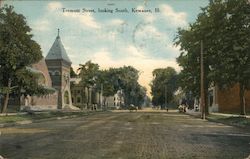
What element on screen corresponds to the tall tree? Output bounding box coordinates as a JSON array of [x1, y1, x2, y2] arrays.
[[78, 60, 100, 107], [175, 0, 250, 115], [0, 5, 42, 113], [78, 60, 100, 87], [150, 67, 178, 108]]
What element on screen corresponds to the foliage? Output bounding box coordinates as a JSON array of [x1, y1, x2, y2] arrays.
[[77, 61, 146, 107], [70, 67, 77, 78], [78, 60, 100, 87], [14, 68, 55, 96], [150, 67, 178, 107], [175, 0, 250, 115], [0, 5, 43, 113]]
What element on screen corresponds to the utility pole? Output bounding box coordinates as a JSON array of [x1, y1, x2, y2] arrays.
[[101, 83, 103, 110], [200, 40, 205, 119], [165, 85, 167, 110]]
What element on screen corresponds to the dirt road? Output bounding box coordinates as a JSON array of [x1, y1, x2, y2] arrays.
[[0, 112, 250, 159]]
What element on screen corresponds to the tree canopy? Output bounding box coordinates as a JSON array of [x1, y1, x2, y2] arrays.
[[175, 0, 250, 115], [77, 61, 146, 108], [0, 5, 43, 113], [150, 67, 178, 108]]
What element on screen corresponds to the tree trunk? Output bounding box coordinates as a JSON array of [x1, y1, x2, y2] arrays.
[[18, 88, 22, 111], [239, 83, 246, 115], [86, 87, 89, 109], [1, 79, 11, 114]]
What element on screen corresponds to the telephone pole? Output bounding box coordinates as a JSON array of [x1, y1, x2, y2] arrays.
[[165, 85, 167, 109], [200, 40, 205, 119]]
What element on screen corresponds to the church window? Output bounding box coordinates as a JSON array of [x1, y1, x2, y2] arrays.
[[77, 97, 81, 103], [55, 71, 60, 76]]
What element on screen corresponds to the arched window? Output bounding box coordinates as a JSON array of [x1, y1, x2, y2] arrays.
[[54, 71, 60, 76]]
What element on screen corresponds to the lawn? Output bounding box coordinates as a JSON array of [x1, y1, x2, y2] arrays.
[[0, 111, 89, 124], [207, 114, 250, 129]]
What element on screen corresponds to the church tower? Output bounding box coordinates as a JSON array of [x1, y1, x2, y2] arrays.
[[45, 29, 73, 109]]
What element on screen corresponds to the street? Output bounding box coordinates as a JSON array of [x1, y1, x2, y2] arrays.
[[0, 111, 250, 159]]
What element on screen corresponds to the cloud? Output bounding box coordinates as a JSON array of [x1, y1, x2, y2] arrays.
[[46, 2, 101, 29], [62, 12, 101, 29], [47, 2, 63, 11], [32, 19, 51, 32], [109, 19, 126, 26], [89, 48, 180, 95], [124, 45, 146, 58], [160, 4, 188, 27]]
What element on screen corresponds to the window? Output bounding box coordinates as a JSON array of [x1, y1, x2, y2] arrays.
[[77, 97, 81, 103], [55, 71, 60, 76]]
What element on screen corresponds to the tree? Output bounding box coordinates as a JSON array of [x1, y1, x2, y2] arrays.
[[175, 0, 250, 115], [78, 60, 100, 107], [0, 5, 43, 113], [112, 66, 145, 107], [150, 67, 178, 108], [207, 0, 250, 115], [77, 62, 146, 108], [70, 67, 77, 78], [14, 68, 55, 99]]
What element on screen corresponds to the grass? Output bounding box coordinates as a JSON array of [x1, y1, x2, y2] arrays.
[[0, 115, 31, 123], [0, 111, 90, 124], [207, 114, 250, 129]]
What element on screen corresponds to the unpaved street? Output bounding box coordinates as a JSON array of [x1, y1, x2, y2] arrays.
[[0, 112, 250, 159]]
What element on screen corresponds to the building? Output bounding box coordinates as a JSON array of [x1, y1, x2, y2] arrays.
[[70, 78, 124, 110], [45, 30, 75, 110], [104, 90, 124, 109], [19, 58, 58, 111], [7, 30, 79, 111], [210, 84, 250, 113]]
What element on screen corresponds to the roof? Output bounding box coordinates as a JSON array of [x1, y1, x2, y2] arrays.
[[45, 35, 72, 64]]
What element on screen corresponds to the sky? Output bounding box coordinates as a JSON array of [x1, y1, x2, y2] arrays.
[[4, 0, 209, 95]]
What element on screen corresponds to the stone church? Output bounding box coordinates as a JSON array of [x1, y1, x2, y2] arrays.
[[18, 30, 78, 111]]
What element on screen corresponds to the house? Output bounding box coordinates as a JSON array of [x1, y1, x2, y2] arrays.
[[104, 90, 124, 109], [70, 77, 124, 110]]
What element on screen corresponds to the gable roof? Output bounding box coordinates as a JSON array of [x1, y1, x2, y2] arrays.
[[45, 35, 72, 64]]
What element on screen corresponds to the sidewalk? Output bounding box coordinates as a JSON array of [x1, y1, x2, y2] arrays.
[[186, 109, 201, 117], [186, 109, 250, 118], [211, 112, 250, 118]]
